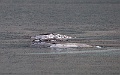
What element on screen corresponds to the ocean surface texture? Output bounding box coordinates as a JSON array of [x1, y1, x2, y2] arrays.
[[0, 0, 120, 75]]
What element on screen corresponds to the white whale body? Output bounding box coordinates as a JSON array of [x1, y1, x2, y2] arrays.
[[31, 33, 101, 48]]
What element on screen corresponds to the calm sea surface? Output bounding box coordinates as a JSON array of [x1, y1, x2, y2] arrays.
[[0, 0, 120, 75]]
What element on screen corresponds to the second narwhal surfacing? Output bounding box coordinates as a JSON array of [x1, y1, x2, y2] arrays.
[[31, 33, 101, 48]]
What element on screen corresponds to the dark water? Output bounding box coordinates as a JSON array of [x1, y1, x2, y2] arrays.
[[0, 0, 120, 75]]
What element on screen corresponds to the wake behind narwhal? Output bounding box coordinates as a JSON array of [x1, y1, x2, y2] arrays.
[[31, 33, 101, 48]]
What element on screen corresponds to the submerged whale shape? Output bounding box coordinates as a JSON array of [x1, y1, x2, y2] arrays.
[[50, 43, 102, 48], [50, 43, 92, 48], [31, 42, 101, 48]]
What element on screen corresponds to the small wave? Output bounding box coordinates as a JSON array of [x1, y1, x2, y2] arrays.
[[25, 49, 120, 55]]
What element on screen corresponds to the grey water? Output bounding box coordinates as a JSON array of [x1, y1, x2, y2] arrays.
[[0, 0, 120, 75]]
